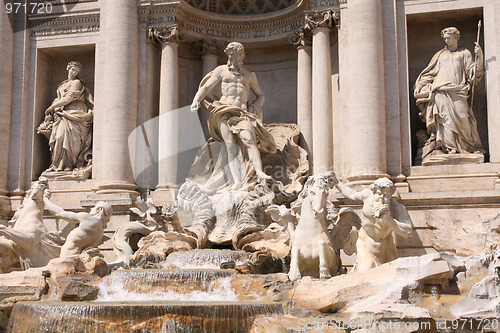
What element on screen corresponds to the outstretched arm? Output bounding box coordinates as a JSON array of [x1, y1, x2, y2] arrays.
[[335, 182, 367, 202], [43, 196, 81, 224]]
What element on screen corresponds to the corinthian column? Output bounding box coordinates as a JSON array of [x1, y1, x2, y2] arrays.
[[306, 10, 337, 175], [346, 0, 388, 183], [149, 25, 185, 190], [290, 29, 313, 163], [95, 0, 139, 193], [193, 39, 219, 76], [0, 4, 13, 213]]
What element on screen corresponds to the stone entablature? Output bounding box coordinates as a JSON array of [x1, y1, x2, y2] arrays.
[[27, 0, 342, 43], [28, 13, 100, 37]]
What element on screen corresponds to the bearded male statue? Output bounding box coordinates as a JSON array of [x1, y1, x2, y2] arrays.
[[333, 177, 413, 272], [190, 42, 276, 193]]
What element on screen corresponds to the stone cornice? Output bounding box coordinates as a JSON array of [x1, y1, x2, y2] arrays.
[[148, 24, 186, 44], [28, 13, 99, 28], [27, 0, 342, 40]]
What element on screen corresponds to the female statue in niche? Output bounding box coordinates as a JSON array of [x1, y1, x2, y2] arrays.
[[414, 27, 485, 165], [38, 61, 94, 177]]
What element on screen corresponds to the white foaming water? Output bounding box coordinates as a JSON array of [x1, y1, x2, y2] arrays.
[[162, 250, 248, 269], [95, 272, 239, 302]]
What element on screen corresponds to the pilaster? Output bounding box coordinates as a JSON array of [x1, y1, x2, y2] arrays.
[[0, 2, 14, 217]]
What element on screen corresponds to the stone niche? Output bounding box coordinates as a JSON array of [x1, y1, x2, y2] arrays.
[[407, 8, 487, 165], [33, 45, 96, 179]]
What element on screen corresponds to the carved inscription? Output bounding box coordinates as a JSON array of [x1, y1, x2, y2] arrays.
[[178, 19, 304, 39], [30, 24, 99, 36], [310, 0, 345, 6]]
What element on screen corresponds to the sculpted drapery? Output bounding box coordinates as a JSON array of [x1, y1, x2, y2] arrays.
[[414, 27, 484, 156], [38, 62, 93, 173]]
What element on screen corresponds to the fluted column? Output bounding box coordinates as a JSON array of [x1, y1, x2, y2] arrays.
[[96, 0, 138, 192], [346, 0, 388, 183], [149, 26, 184, 190], [0, 3, 13, 211], [290, 29, 313, 163], [306, 10, 336, 175]]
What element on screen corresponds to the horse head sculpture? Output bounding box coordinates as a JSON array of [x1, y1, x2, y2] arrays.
[[287, 171, 361, 281]]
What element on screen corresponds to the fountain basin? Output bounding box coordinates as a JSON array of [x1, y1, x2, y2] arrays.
[[8, 300, 286, 333]]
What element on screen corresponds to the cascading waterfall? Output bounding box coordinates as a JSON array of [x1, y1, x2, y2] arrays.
[[7, 250, 285, 333], [97, 269, 240, 302], [8, 301, 286, 333]]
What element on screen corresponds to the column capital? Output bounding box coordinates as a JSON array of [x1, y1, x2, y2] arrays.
[[148, 24, 186, 45], [289, 28, 312, 48], [192, 39, 221, 57], [305, 9, 340, 31]]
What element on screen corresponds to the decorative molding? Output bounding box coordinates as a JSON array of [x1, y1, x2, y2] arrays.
[[148, 24, 186, 44], [28, 13, 99, 28], [174, 0, 307, 43], [288, 27, 312, 47], [304, 9, 339, 30], [140, 3, 178, 26], [184, 0, 298, 16], [192, 39, 221, 56]]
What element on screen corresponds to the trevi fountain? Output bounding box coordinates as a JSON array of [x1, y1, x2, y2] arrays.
[[0, 0, 500, 332]]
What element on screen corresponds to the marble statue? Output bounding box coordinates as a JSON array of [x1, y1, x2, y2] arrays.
[[414, 27, 484, 165], [43, 197, 112, 259], [111, 198, 159, 267], [0, 178, 59, 271], [272, 172, 360, 281], [37, 61, 94, 177], [190, 42, 276, 193], [334, 177, 413, 272]]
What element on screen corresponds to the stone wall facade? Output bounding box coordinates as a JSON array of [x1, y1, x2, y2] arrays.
[[1, 0, 500, 262]]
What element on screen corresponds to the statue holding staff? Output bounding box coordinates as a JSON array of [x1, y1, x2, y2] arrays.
[[414, 25, 485, 163]]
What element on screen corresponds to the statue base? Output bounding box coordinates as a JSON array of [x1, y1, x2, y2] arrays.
[[422, 151, 484, 166], [41, 165, 92, 181]]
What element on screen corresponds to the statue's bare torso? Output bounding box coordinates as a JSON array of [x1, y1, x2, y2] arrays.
[[219, 66, 252, 111]]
